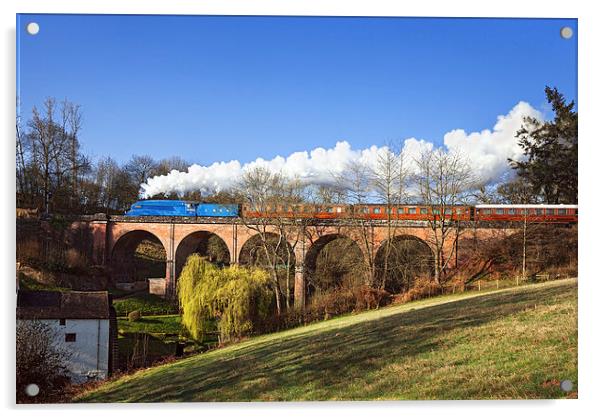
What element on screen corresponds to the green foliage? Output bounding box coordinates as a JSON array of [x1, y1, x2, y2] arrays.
[[113, 293, 178, 316], [509, 86, 578, 204], [128, 310, 142, 322], [118, 315, 184, 335], [177, 255, 273, 343]]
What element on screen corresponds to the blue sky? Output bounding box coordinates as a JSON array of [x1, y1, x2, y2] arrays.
[[17, 15, 577, 167]]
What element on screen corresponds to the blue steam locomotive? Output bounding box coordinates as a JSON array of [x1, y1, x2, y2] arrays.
[[125, 200, 239, 217]]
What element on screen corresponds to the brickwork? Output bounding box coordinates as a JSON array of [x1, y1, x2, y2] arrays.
[[83, 216, 518, 305]]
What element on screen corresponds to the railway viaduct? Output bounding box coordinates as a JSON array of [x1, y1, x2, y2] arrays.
[[70, 214, 518, 307]]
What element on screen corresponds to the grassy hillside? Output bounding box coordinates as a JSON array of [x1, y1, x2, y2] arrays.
[[78, 279, 577, 402]]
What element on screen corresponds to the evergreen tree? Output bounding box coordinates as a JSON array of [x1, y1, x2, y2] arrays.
[[509, 86, 577, 203]]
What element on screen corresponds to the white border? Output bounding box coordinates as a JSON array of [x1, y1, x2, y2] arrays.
[[2, 1, 600, 417]]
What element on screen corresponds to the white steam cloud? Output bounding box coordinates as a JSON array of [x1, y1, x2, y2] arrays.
[[140, 102, 542, 198]]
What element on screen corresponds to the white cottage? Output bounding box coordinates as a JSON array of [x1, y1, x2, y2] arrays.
[[17, 290, 118, 383]]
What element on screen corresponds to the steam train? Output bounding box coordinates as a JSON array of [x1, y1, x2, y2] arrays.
[[125, 200, 578, 223]]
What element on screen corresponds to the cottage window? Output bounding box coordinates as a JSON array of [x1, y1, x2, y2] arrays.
[[65, 333, 76, 342], [59, 318, 66, 326]]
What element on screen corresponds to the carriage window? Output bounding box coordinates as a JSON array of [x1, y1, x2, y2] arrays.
[[558, 209, 567, 215], [420, 208, 428, 215], [361, 207, 369, 214], [508, 208, 515, 215], [481, 209, 491, 215], [398, 207, 406, 214], [495, 208, 504, 215], [387, 208, 394, 214], [373, 207, 382, 214], [326, 207, 334, 213], [536, 209, 543, 215], [444, 208, 452, 215], [433, 209, 440, 215], [456, 208, 464, 214], [408, 207, 416, 214], [575, 209, 578, 215], [546, 208, 555, 215], [336, 207, 343, 213]]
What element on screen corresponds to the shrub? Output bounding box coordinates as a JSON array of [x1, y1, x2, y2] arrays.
[[16, 321, 71, 403], [128, 310, 142, 322], [177, 255, 273, 343], [395, 276, 442, 304], [268, 285, 392, 332]]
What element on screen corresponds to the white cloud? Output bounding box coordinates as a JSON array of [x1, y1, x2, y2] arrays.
[[140, 102, 541, 198], [443, 101, 542, 183]]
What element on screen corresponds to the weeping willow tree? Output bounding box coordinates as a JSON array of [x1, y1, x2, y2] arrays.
[[177, 254, 273, 343]]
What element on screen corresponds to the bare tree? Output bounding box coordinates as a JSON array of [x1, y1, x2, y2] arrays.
[[156, 156, 190, 175], [16, 99, 29, 206], [94, 157, 134, 213], [19, 98, 89, 213], [27, 99, 63, 214], [414, 148, 475, 286], [335, 160, 377, 285], [60, 99, 86, 209], [371, 142, 409, 291], [124, 155, 159, 189], [236, 167, 305, 314]]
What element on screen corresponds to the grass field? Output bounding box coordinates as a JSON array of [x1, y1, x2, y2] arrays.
[[118, 315, 183, 334], [112, 293, 178, 316], [78, 278, 577, 402], [116, 315, 219, 370]]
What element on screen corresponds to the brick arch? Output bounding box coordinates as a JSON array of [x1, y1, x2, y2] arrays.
[[374, 234, 434, 293], [303, 233, 366, 297], [174, 231, 231, 279], [172, 225, 238, 266], [109, 229, 168, 284], [238, 232, 296, 268], [238, 231, 297, 306]]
